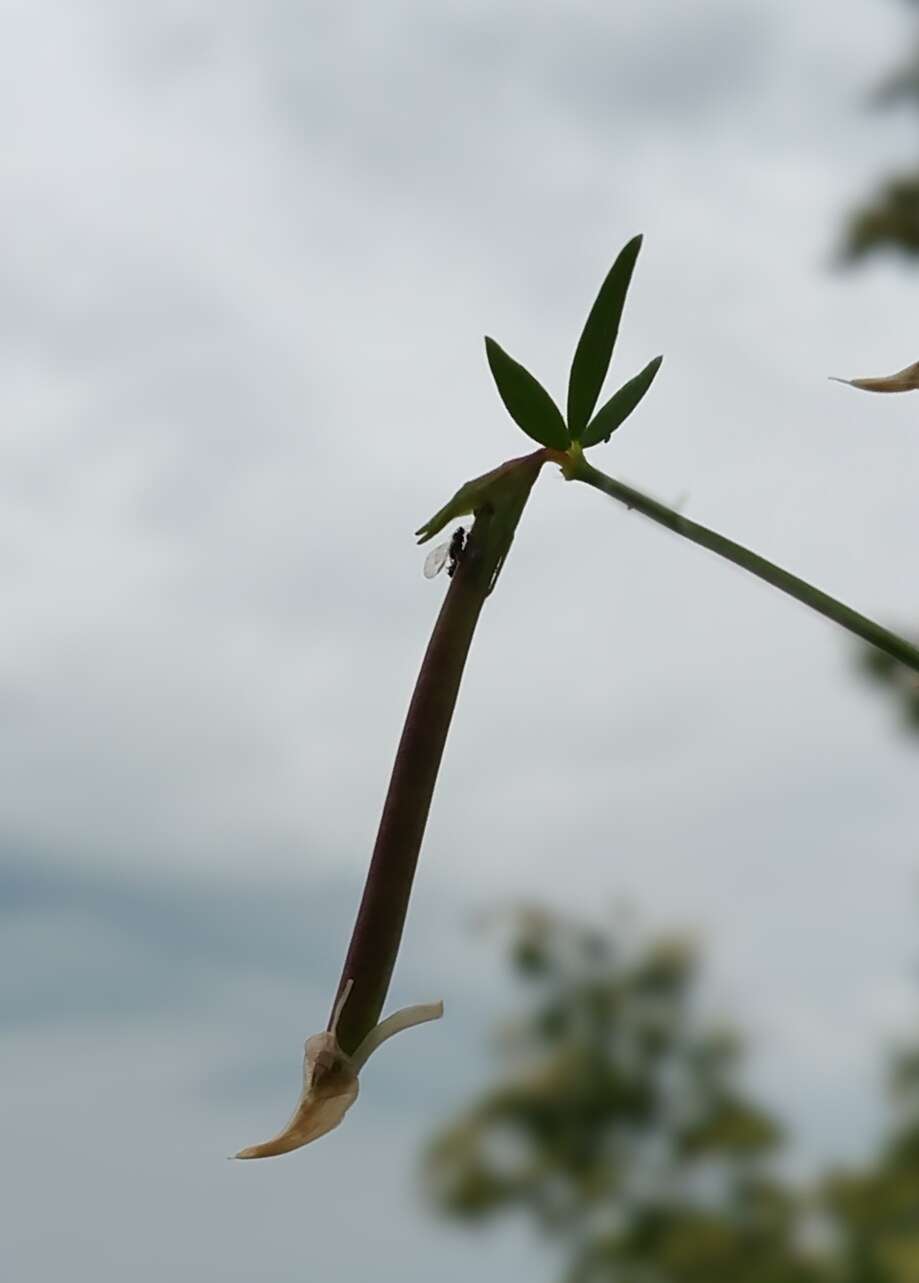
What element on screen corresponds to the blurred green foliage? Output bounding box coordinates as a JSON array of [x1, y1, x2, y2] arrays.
[[845, 175, 919, 263], [858, 642, 919, 735], [424, 908, 827, 1282], [823, 1042, 919, 1283], [841, 2, 919, 261], [840, 2, 919, 730], [424, 907, 919, 1282]]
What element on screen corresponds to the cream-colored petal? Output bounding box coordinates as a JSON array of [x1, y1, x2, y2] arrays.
[[233, 986, 360, 1161], [328, 978, 353, 1035], [350, 1000, 444, 1072], [234, 1077, 359, 1159], [231, 983, 443, 1160], [830, 361, 919, 392]]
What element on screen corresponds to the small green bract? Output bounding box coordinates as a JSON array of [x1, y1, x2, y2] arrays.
[[485, 236, 662, 453]]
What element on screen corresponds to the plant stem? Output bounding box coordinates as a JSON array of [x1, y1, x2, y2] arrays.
[[568, 454, 919, 673], [331, 455, 544, 1056]]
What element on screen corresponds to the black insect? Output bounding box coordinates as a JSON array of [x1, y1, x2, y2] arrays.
[[423, 525, 466, 580], [446, 525, 466, 577]]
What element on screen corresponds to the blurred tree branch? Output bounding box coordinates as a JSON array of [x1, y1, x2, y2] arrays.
[[841, 2, 919, 261]]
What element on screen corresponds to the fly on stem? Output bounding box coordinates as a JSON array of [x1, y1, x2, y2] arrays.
[[423, 526, 466, 580]]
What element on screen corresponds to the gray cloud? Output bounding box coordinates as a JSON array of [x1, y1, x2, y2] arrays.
[[2, 0, 919, 1278], [0, 852, 346, 1027]]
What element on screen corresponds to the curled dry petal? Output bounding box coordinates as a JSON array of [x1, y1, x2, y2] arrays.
[[233, 1031, 360, 1159], [830, 361, 919, 392], [233, 983, 443, 1160], [351, 1000, 444, 1072]]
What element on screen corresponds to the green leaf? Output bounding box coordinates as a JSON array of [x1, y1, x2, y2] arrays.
[[485, 337, 569, 450], [567, 235, 643, 440], [580, 356, 663, 448]]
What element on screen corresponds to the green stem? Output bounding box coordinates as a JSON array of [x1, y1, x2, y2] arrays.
[[569, 455, 919, 673], [331, 455, 544, 1056]]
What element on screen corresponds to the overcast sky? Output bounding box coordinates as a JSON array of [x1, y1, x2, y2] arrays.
[[3, 2, 919, 1279]]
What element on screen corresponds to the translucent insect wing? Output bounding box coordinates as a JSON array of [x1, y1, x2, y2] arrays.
[[423, 542, 449, 578]]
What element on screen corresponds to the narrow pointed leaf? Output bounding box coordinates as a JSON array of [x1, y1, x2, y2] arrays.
[[567, 235, 643, 439], [580, 355, 663, 448], [485, 337, 569, 450]]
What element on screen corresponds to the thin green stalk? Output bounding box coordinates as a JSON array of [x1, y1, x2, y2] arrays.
[[331, 453, 545, 1056], [567, 452, 919, 673]]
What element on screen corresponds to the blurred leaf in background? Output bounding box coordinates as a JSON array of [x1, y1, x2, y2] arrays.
[[841, 1, 919, 261], [423, 907, 829, 1283], [837, 0, 919, 734], [857, 641, 919, 736], [824, 1034, 919, 1283]]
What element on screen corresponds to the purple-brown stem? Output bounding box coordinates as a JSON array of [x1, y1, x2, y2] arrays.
[[331, 454, 544, 1056]]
